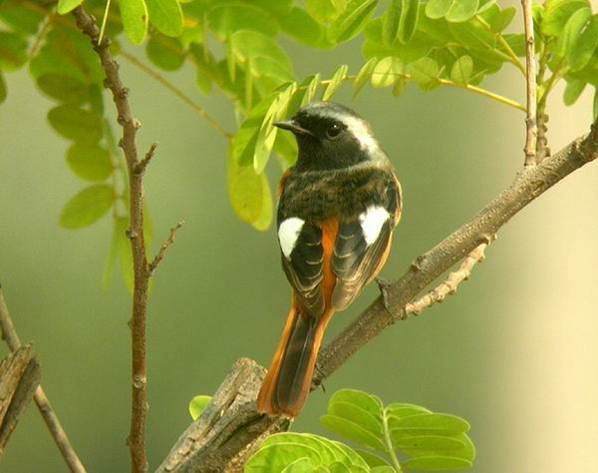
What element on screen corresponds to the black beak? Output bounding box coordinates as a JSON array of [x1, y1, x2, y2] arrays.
[[273, 119, 314, 137]]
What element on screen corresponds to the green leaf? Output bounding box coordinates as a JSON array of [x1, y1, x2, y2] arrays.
[[543, 0, 590, 36], [146, 34, 186, 71], [119, 0, 149, 44], [66, 143, 113, 182], [37, 74, 89, 104], [0, 32, 28, 71], [252, 176, 273, 231], [0, 2, 45, 35], [245, 433, 369, 473], [399, 0, 420, 43], [426, 0, 479, 22], [116, 217, 134, 291], [228, 148, 272, 229], [371, 56, 403, 88], [303, 73, 321, 106], [280, 7, 330, 48], [146, 0, 183, 37], [30, 28, 104, 84], [273, 127, 298, 167], [383, 0, 421, 45], [402, 455, 473, 470], [0, 73, 6, 104], [57, 0, 83, 14], [569, 14, 598, 70], [447, 0, 480, 22], [230, 30, 294, 82], [557, 7, 591, 58], [321, 389, 385, 450], [189, 395, 211, 420], [353, 58, 378, 96], [450, 55, 473, 84], [329, 0, 378, 43], [207, 4, 278, 39], [388, 412, 470, 435], [355, 449, 391, 468], [48, 105, 103, 143], [60, 184, 114, 229], [383, 0, 402, 45], [306, 0, 342, 25], [320, 414, 386, 450], [425, 0, 452, 19], [280, 458, 316, 472], [386, 402, 432, 418], [392, 76, 407, 95], [563, 79, 586, 105], [479, 4, 516, 32], [322, 64, 348, 101], [254, 83, 296, 173], [407, 57, 440, 90]]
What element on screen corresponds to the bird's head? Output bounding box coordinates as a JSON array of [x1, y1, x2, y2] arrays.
[[274, 102, 385, 172]]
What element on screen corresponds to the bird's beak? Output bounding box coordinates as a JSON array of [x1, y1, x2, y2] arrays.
[[273, 119, 314, 137]]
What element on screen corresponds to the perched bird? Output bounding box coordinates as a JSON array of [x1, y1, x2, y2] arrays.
[[257, 102, 402, 417]]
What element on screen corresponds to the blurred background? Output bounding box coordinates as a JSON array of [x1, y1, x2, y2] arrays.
[[1, 17, 597, 473]]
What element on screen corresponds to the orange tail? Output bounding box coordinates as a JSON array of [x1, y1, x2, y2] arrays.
[[257, 302, 334, 417]]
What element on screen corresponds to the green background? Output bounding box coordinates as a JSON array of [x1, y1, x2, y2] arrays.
[[1, 35, 597, 473]]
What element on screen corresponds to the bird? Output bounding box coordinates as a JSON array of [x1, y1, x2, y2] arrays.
[[257, 101, 402, 417]]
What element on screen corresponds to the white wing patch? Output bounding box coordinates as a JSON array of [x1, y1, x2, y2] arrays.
[[359, 206, 390, 245], [278, 217, 305, 259]]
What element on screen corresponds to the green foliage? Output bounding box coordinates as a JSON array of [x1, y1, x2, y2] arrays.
[[60, 184, 114, 229], [245, 389, 476, 472], [188, 395, 212, 420], [2, 0, 596, 287]]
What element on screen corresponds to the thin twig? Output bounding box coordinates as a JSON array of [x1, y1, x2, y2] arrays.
[[136, 143, 158, 175], [119, 51, 233, 139], [149, 221, 185, 275], [0, 287, 86, 473], [521, 0, 537, 166], [72, 7, 183, 472], [405, 242, 489, 316]]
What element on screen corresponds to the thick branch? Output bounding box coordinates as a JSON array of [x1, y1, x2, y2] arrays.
[[159, 120, 597, 472], [0, 288, 86, 473], [521, 0, 537, 166]]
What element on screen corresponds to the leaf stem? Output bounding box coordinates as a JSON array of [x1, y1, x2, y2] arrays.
[[475, 15, 526, 75], [98, 0, 111, 46], [436, 78, 526, 111], [382, 408, 403, 472]]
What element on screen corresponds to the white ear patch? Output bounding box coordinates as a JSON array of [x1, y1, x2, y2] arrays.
[[278, 217, 305, 259], [359, 206, 390, 245], [342, 116, 380, 154]]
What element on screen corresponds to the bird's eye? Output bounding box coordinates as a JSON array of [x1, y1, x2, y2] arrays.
[[326, 122, 342, 139]]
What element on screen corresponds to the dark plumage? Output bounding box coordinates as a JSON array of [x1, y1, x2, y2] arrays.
[[257, 102, 402, 417]]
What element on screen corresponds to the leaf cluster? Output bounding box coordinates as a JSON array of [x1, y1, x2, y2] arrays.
[[1, 0, 597, 287], [245, 389, 476, 472]]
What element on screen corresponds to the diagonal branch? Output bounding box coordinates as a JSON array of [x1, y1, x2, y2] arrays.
[[158, 119, 598, 472], [521, 0, 538, 166], [0, 287, 87, 473]]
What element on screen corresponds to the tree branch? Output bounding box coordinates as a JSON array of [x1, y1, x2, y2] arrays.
[[158, 118, 598, 472], [404, 241, 490, 317], [0, 287, 86, 473], [521, 0, 537, 166], [72, 7, 182, 472]]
